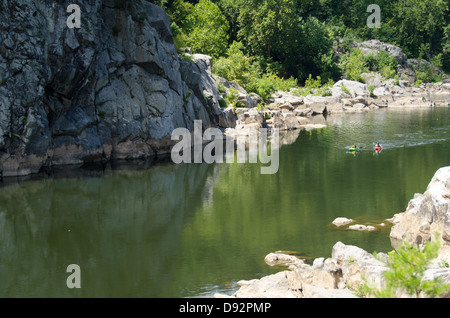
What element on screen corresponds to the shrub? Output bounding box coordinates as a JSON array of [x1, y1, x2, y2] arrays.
[[213, 43, 298, 102], [375, 51, 398, 79], [415, 63, 444, 83], [339, 49, 368, 83], [359, 238, 450, 298], [291, 76, 334, 97], [212, 41, 258, 89], [246, 74, 277, 101], [225, 87, 241, 108]]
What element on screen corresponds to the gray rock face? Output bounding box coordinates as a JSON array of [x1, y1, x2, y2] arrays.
[[390, 166, 450, 258], [0, 1, 221, 177], [355, 39, 407, 66]]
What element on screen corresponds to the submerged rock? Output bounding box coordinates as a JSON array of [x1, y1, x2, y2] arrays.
[[332, 217, 354, 227]]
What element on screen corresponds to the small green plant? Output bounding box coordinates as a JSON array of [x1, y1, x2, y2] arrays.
[[304, 74, 322, 91], [317, 78, 334, 96], [291, 76, 333, 97], [256, 103, 265, 112], [218, 98, 227, 108], [217, 82, 226, 94], [368, 85, 375, 98], [225, 87, 240, 108], [341, 83, 350, 95], [181, 53, 194, 63], [439, 260, 450, 268], [359, 237, 450, 298]]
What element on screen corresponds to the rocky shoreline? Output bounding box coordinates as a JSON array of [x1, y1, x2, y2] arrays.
[[215, 67, 450, 137], [215, 167, 450, 298]]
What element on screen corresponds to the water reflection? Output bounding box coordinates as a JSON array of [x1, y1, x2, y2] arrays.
[[0, 161, 220, 297]]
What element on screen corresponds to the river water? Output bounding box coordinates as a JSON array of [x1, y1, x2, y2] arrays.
[[0, 107, 449, 298]]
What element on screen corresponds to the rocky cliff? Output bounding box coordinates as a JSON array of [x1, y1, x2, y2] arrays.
[[0, 0, 221, 177]]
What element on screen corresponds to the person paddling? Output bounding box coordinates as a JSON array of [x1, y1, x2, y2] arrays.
[[374, 142, 383, 153]]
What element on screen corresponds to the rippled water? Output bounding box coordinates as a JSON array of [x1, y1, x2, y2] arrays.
[[0, 107, 449, 298]]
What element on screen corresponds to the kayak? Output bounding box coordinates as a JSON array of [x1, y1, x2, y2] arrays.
[[374, 147, 382, 151], [348, 147, 361, 152]]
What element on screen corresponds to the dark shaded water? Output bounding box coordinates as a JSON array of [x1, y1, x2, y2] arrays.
[[0, 107, 449, 297]]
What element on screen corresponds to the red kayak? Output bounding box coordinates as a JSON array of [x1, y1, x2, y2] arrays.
[[374, 146, 382, 151]]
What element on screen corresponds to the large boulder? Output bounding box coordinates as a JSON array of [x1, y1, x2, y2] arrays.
[[334, 80, 369, 98], [355, 39, 407, 66], [390, 167, 450, 259]]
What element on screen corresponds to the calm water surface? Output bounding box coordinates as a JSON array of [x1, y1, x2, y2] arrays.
[[0, 107, 449, 298]]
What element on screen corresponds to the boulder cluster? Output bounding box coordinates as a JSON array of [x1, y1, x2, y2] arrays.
[[216, 167, 450, 298]]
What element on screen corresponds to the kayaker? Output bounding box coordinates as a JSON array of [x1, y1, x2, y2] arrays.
[[375, 142, 382, 150]]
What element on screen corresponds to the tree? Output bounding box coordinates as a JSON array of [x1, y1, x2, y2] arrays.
[[236, 0, 339, 82], [391, 0, 448, 59], [185, 0, 230, 58]]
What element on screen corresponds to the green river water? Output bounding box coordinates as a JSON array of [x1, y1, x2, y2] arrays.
[[0, 107, 449, 298]]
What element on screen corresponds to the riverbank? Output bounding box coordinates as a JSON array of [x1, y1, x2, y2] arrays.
[[216, 70, 450, 137], [215, 166, 450, 298]]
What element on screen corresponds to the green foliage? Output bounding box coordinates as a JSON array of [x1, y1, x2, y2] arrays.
[[341, 83, 350, 95], [246, 74, 280, 101], [368, 85, 375, 98], [185, 0, 230, 58], [414, 63, 444, 83], [292, 76, 334, 97], [212, 41, 258, 88], [340, 49, 399, 82], [304, 74, 322, 91], [225, 87, 242, 108], [163, 0, 449, 90], [360, 239, 450, 298], [213, 41, 298, 101], [339, 49, 368, 83], [391, 0, 448, 60], [374, 51, 398, 79], [236, 1, 339, 82]]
